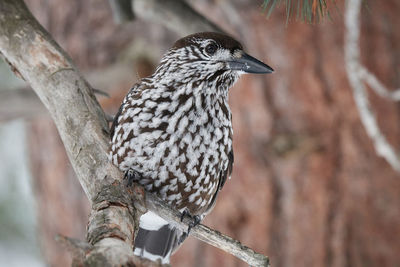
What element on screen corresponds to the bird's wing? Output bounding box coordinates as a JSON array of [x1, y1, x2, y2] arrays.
[[110, 101, 124, 139], [110, 83, 143, 139], [218, 150, 234, 191], [204, 149, 234, 215]]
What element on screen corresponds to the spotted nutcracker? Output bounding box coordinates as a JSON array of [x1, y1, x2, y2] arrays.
[[110, 32, 273, 264]]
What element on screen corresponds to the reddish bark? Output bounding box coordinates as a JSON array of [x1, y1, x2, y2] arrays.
[[25, 0, 400, 266]]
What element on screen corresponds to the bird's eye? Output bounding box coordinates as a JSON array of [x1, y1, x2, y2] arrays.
[[205, 43, 218, 55]]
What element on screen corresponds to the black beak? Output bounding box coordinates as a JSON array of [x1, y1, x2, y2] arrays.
[[228, 53, 274, 74]]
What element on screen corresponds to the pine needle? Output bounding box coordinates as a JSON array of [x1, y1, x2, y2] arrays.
[[267, 0, 279, 18], [262, 0, 336, 23]]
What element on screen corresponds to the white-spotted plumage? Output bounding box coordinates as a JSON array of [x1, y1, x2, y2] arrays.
[[109, 32, 273, 264], [110, 40, 238, 214]]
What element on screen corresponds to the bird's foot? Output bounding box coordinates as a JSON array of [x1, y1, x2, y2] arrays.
[[179, 209, 201, 242], [124, 169, 142, 187]]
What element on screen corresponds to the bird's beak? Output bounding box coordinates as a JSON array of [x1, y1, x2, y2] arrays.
[[228, 53, 274, 74]]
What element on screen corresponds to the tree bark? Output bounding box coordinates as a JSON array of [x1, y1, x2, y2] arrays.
[[0, 0, 138, 265]]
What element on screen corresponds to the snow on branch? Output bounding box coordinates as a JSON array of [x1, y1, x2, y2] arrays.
[[344, 0, 400, 172], [0, 0, 270, 266]]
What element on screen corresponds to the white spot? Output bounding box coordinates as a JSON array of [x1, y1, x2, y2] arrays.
[[134, 248, 170, 264], [154, 179, 162, 187], [204, 174, 210, 185], [177, 116, 189, 133], [145, 100, 157, 108], [139, 211, 168, 231], [117, 146, 125, 157], [195, 197, 203, 205], [200, 199, 207, 207], [159, 169, 168, 182], [160, 185, 169, 194], [169, 184, 178, 192], [188, 191, 200, 202], [184, 180, 193, 192]]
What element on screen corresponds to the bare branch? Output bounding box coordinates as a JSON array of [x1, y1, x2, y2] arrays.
[[0, 87, 46, 121], [0, 87, 109, 122], [92, 88, 110, 98], [344, 0, 400, 172], [0, 0, 122, 199], [132, 0, 223, 35], [0, 0, 136, 265], [145, 192, 270, 267], [0, 0, 270, 266], [108, 0, 134, 23], [358, 66, 400, 101], [55, 234, 93, 260]]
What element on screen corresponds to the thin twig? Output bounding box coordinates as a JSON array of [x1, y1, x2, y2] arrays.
[[108, 0, 134, 23], [358, 66, 400, 101], [92, 88, 110, 98], [132, 0, 223, 35], [145, 192, 270, 267], [0, 87, 46, 121], [344, 0, 400, 172]]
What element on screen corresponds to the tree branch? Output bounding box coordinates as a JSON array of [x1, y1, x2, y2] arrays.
[[0, 0, 137, 265], [0, 0, 270, 266], [132, 0, 223, 35], [358, 66, 400, 101], [0, 0, 121, 199], [108, 0, 134, 24], [145, 192, 270, 267], [0, 87, 46, 121], [344, 0, 400, 172], [0, 87, 110, 122]]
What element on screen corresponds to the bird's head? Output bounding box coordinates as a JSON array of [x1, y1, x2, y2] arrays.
[[153, 32, 273, 94]]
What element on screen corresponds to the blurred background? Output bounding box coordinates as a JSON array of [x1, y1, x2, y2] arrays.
[[0, 0, 399, 266]]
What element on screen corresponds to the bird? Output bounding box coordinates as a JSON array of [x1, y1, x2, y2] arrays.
[[109, 32, 273, 264]]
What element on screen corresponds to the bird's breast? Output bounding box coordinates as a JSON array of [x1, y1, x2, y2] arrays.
[[111, 91, 232, 214]]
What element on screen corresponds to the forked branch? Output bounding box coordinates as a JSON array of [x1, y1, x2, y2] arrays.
[[344, 0, 400, 172]]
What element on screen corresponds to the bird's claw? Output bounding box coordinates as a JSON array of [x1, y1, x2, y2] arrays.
[[180, 209, 189, 222], [180, 209, 201, 238], [124, 169, 141, 187]]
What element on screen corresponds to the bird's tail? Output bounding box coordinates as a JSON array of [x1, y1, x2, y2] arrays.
[[134, 211, 185, 264]]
